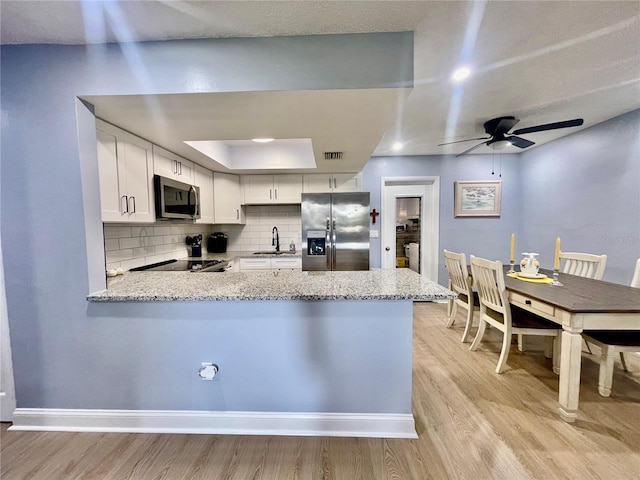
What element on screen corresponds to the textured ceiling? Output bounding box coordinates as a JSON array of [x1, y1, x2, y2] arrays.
[[2, 0, 640, 163]]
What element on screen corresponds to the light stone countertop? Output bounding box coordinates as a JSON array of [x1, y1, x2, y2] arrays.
[[88, 268, 456, 302]]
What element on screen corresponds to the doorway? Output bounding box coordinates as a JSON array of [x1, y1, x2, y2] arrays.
[[381, 177, 440, 282]]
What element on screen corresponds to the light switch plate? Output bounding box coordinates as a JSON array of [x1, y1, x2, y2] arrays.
[[370, 230, 379, 238]]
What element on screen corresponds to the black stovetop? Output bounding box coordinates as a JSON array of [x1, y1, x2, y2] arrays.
[[130, 259, 228, 272]]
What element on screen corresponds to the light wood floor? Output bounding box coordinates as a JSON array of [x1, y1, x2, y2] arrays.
[[2, 303, 639, 479]]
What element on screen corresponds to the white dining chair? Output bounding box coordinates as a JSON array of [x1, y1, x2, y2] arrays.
[[469, 256, 561, 374], [443, 250, 478, 342], [581, 258, 640, 397], [559, 251, 607, 280]]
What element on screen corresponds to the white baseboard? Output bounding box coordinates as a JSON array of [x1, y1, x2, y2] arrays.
[[9, 408, 417, 439]]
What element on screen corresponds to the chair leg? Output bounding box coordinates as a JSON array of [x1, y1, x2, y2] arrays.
[[598, 346, 616, 397], [620, 352, 629, 372], [445, 301, 458, 328], [460, 305, 474, 343], [496, 330, 512, 374], [544, 337, 553, 359], [469, 319, 487, 352]]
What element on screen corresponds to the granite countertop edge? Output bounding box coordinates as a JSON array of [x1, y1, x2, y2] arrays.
[[87, 269, 457, 303]]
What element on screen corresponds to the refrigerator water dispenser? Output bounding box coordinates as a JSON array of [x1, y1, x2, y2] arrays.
[[307, 232, 326, 256]]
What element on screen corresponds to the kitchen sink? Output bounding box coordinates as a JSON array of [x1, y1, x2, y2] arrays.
[[252, 251, 296, 255]]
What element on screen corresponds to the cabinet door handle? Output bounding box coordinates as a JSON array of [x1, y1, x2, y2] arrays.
[[334, 178, 337, 189], [173, 160, 178, 174], [121, 195, 129, 214], [270, 189, 272, 200], [178, 162, 182, 175], [129, 196, 136, 214], [236, 209, 239, 220], [275, 189, 278, 200], [329, 178, 332, 189]]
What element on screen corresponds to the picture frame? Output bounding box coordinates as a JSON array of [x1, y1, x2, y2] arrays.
[[454, 180, 502, 217]]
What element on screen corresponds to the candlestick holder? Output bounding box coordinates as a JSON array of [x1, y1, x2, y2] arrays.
[[551, 269, 563, 286], [508, 260, 516, 274]]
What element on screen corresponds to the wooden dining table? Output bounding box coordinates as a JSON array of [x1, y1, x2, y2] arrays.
[[504, 267, 640, 422]]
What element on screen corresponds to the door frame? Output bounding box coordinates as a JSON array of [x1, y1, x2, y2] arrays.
[[380, 176, 440, 282]]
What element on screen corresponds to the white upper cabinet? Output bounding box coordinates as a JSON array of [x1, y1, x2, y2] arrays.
[[152, 145, 194, 184], [96, 120, 155, 223], [193, 164, 214, 224], [242, 174, 303, 204], [302, 173, 362, 193], [213, 172, 245, 224]]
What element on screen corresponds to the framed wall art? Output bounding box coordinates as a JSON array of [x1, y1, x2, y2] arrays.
[[454, 180, 502, 217]]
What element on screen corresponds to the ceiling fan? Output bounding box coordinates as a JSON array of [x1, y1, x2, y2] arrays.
[[439, 116, 584, 157]]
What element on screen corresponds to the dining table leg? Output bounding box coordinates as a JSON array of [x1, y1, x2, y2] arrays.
[[558, 322, 583, 422]]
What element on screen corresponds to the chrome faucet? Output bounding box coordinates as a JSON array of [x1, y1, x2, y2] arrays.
[[272, 226, 280, 252]]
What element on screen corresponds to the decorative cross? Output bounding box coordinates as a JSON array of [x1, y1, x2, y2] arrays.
[[370, 209, 379, 224]]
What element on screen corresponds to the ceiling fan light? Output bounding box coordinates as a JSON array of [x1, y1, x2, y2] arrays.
[[491, 140, 511, 150]]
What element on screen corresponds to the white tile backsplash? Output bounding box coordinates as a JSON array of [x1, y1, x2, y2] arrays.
[[104, 222, 214, 271], [224, 205, 301, 252], [102, 206, 301, 272]]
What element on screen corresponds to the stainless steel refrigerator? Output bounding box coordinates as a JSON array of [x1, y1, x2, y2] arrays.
[[301, 192, 370, 271]]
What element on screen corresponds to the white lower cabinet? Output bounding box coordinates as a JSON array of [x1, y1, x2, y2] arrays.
[[238, 256, 302, 271], [194, 164, 214, 224], [271, 257, 302, 270], [96, 120, 155, 223]]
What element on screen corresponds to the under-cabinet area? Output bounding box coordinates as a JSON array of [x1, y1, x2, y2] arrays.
[[95, 119, 361, 226]]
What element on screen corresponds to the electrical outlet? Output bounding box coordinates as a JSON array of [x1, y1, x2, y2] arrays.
[[370, 230, 379, 238]]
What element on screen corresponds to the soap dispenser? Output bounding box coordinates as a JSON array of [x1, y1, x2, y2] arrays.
[[289, 241, 296, 253]]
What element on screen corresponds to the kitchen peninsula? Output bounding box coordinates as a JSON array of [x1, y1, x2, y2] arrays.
[[75, 270, 455, 438]]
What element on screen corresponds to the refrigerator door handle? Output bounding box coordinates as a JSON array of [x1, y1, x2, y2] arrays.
[[326, 229, 332, 270], [332, 230, 337, 270]]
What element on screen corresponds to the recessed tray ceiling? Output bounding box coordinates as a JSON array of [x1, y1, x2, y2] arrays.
[[83, 88, 412, 174]]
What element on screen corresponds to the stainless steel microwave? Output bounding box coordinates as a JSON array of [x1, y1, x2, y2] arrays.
[[154, 175, 200, 220]]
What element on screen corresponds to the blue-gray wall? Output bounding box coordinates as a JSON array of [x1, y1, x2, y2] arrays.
[[364, 110, 640, 285], [1, 33, 638, 411], [0, 34, 413, 410]]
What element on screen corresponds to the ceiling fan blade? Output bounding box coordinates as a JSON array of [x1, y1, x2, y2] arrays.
[[455, 142, 487, 157], [438, 136, 490, 146], [484, 116, 519, 136], [506, 135, 535, 149], [512, 118, 584, 135]]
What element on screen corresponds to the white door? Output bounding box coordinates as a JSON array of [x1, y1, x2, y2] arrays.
[[214, 172, 243, 223], [194, 164, 214, 224], [381, 177, 440, 282], [243, 175, 274, 204]]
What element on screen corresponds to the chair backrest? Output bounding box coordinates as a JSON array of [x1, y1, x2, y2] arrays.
[[559, 251, 607, 280], [631, 258, 640, 288], [443, 250, 472, 297], [469, 255, 510, 324]]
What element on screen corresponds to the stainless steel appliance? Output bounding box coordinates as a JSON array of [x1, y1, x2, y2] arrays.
[[154, 175, 200, 220], [130, 259, 229, 272], [301, 192, 370, 271]]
